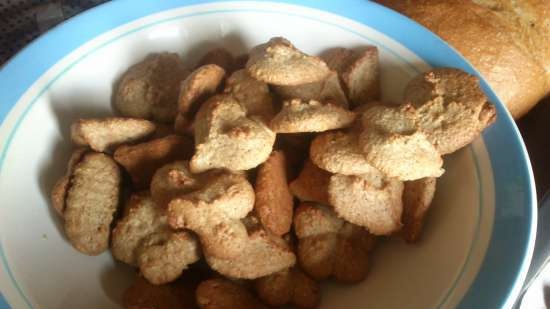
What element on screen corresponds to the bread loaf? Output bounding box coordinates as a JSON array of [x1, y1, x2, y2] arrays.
[[377, 0, 550, 119]]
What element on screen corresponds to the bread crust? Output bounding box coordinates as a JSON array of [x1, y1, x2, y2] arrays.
[[377, 0, 550, 118]]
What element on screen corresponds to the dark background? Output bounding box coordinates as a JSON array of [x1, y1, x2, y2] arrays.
[[1, 0, 548, 199]]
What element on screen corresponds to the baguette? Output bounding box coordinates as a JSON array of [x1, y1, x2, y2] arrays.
[[377, 0, 550, 118]]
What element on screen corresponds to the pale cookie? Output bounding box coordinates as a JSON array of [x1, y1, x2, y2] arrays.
[[342, 47, 380, 107], [71, 117, 156, 152], [137, 231, 201, 285], [224, 69, 274, 120], [167, 172, 255, 259], [115, 53, 189, 123], [205, 224, 296, 279], [404, 68, 497, 154], [50, 148, 87, 215], [309, 130, 379, 175], [111, 192, 170, 266], [254, 267, 320, 309], [294, 203, 376, 283], [359, 104, 444, 180], [196, 279, 268, 309], [246, 37, 330, 86], [270, 99, 356, 133], [402, 177, 437, 243], [178, 64, 225, 116], [190, 95, 275, 173], [254, 151, 294, 236], [150, 161, 208, 208], [114, 134, 194, 188], [289, 160, 331, 205], [64, 152, 120, 255], [321, 46, 380, 107], [273, 71, 348, 108], [328, 172, 404, 235]]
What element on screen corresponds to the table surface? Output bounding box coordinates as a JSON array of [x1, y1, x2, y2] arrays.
[[1, 1, 549, 308]]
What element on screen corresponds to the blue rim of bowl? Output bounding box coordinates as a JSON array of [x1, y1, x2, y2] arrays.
[[0, 1, 536, 308]]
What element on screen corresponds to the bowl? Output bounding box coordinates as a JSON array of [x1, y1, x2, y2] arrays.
[[0, 1, 536, 308]]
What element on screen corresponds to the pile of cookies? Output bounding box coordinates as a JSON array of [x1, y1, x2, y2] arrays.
[[51, 37, 496, 309]]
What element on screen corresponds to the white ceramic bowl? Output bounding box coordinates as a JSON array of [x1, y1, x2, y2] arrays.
[[0, 1, 536, 309]]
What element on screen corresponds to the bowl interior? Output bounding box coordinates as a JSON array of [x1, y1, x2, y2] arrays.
[[0, 2, 517, 309]]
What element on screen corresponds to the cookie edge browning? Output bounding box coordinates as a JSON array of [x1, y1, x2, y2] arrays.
[[254, 151, 294, 236], [70, 117, 156, 153], [64, 152, 121, 255], [50, 148, 89, 216], [402, 177, 437, 243]]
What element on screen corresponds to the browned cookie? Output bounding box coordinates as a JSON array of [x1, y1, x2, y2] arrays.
[[190, 95, 275, 173], [173, 113, 194, 136], [273, 71, 348, 108], [167, 171, 295, 279], [178, 64, 225, 116], [359, 104, 444, 180], [111, 192, 170, 266], [137, 231, 201, 285], [310, 130, 379, 175], [254, 151, 294, 236], [224, 69, 274, 121], [196, 279, 267, 309], [246, 37, 330, 86], [270, 99, 356, 133], [402, 177, 437, 243], [50, 148, 87, 215], [150, 161, 207, 208], [197, 47, 237, 73], [167, 171, 255, 259], [123, 276, 197, 309], [328, 172, 404, 235], [404, 68, 497, 154], [321, 46, 380, 107], [342, 47, 380, 107], [64, 152, 120, 255], [150, 123, 175, 139], [289, 160, 331, 205], [294, 203, 376, 283], [115, 53, 189, 123], [70, 117, 156, 152], [205, 225, 296, 279], [114, 134, 194, 188], [254, 267, 320, 309], [275, 133, 314, 180]]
